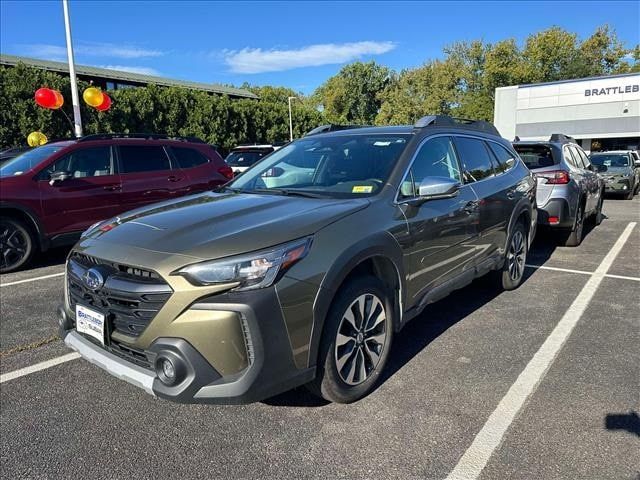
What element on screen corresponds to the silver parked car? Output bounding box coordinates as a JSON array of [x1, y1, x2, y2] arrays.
[[590, 150, 640, 200], [513, 134, 604, 247]]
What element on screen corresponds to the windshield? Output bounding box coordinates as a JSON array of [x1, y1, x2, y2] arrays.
[[0, 145, 65, 177], [225, 150, 271, 167], [590, 154, 631, 167], [513, 145, 558, 170], [229, 134, 410, 197]]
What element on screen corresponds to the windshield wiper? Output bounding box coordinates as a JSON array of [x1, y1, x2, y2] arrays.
[[251, 188, 326, 198]]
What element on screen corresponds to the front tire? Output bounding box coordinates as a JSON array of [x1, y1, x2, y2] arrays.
[[308, 276, 394, 403], [500, 222, 528, 291], [0, 218, 36, 273]]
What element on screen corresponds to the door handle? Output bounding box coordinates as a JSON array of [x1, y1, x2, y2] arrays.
[[506, 189, 516, 199], [167, 176, 183, 182], [103, 185, 121, 191]]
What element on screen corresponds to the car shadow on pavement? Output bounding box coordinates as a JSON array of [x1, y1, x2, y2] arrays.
[[30, 246, 70, 269], [605, 411, 640, 437]]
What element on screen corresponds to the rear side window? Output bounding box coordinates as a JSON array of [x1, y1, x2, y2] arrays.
[[119, 146, 171, 173], [565, 146, 583, 169], [573, 147, 591, 169], [47, 147, 113, 178], [172, 147, 209, 169], [513, 145, 558, 170], [487, 142, 516, 173], [454, 137, 495, 183]]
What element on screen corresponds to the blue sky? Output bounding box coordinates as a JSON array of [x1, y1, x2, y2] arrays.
[[1, 1, 639, 94]]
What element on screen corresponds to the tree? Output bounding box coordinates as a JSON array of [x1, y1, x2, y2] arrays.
[[313, 61, 392, 124]]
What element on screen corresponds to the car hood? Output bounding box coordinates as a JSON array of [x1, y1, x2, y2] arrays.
[[85, 191, 369, 260]]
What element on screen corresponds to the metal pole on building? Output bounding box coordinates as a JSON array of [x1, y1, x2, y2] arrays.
[[62, 0, 83, 137], [288, 96, 297, 142]]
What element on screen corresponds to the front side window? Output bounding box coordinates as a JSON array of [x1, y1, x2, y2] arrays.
[[119, 146, 171, 174], [454, 136, 495, 183], [400, 136, 461, 197], [230, 134, 410, 198], [46, 147, 113, 178], [172, 147, 209, 169]]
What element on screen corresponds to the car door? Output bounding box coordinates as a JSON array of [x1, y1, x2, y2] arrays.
[[169, 145, 219, 192], [38, 145, 122, 234], [396, 135, 479, 303], [453, 135, 508, 262], [571, 145, 599, 212], [117, 144, 185, 211]]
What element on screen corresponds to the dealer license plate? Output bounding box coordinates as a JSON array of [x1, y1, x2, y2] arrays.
[[76, 304, 105, 345]]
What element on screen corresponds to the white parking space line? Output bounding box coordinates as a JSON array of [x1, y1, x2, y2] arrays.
[[0, 272, 65, 287], [446, 221, 637, 480], [605, 273, 640, 282], [526, 264, 640, 282], [0, 352, 80, 384], [525, 264, 592, 276]]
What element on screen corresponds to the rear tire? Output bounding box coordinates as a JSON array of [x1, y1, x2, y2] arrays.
[[500, 222, 528, 291], [308, 276, 394, 403], [593, 193, 604, 226], [564, 202, 585, 247], [0, 218, 36, 273]]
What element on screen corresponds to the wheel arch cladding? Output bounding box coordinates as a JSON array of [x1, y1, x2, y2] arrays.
[[308, 232, 405, 368], [0, 204, 45, 249]]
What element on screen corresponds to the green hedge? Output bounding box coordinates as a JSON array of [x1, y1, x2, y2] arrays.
[[0, 64, 323, 152]]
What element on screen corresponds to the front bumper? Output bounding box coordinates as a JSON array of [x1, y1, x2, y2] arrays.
[[58, 285, 315, 404], [603, 177, 632, 193]]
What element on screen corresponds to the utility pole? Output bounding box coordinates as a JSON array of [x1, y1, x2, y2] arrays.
[[62, 0, 83, 137], [288, 96, 298, 142]]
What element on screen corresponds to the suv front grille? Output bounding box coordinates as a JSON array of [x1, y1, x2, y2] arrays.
[[67, 253, 172, 339]]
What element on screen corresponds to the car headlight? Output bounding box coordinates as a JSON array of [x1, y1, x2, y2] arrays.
[[175, 237, 312, 291]]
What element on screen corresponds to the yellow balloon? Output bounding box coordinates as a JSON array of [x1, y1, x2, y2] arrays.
[[27, 131, 47, 147], [83, 87, 104, 107]]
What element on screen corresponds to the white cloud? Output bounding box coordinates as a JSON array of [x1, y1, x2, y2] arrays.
[[224, 41, 397, 74], [18, 42, 164, 59], [99, 65, 161, 76]]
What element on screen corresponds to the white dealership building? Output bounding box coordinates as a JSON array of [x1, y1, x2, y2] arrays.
[[494, 72, 640, 153]]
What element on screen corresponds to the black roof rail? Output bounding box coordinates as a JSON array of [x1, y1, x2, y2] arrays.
[[77, 133, 206, 143], [304, 124, 368, 136], [413, 115, 501, 137], [549, 133, 576, 144]]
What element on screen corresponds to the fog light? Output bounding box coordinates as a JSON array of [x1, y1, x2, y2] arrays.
[[622, 185, 628, 190], [162, 358, 175, 380], [155, 353, 186, 386]]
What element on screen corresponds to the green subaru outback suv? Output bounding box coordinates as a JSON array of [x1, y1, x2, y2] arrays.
[[58, 116, 537, 404]]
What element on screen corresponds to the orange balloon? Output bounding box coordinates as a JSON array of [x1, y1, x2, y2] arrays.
[[52, 90, 64, 109]]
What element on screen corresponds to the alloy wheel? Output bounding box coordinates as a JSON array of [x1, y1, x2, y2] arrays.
[[334, 293, 387, 386], [507, 230, 526, 282], [0, 223, 29, 271]]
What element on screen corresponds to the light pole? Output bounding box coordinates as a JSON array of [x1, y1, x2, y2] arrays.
[[62, 0, 82, 137], [288, 96, 298, 142]]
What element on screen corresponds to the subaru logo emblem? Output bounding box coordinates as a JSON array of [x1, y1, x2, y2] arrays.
[[82, 268, 104, 290]]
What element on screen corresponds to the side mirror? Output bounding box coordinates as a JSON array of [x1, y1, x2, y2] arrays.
[[634, 160, 640, 168], [417, 176, 461, 200], [49, 170, 71, 185]]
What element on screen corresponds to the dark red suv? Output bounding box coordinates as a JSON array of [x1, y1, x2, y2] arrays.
[[0, 134, 233, 272]]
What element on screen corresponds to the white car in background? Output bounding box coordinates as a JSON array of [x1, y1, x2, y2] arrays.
[[225, 144, 282, 175]]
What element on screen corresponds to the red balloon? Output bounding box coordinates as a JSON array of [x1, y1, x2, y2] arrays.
[[95, 92, 111, 111], [34, 88, 57, 109]]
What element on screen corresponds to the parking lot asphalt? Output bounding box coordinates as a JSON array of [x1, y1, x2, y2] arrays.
[[1, 196, 638, 480]]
